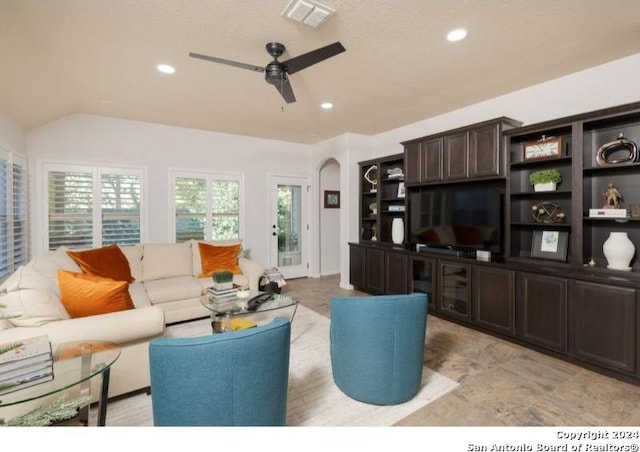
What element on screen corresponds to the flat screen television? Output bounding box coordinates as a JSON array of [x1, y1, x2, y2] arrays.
[[408, 182, 504, 255]]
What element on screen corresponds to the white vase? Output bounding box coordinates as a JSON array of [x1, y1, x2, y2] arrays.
[[602, 232, 635, 271], [392, 218, 404, 244]]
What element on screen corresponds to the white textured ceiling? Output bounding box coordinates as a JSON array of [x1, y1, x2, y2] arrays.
[[1, 0, 640, 144]]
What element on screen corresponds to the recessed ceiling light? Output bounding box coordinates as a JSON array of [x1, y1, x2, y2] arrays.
[[446, 28, 468, 42], [321, 102, 333, 110], [157, 64, 175, 74]]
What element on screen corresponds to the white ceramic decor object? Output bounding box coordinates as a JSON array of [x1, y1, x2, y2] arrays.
[[392, 218, 404, 244], [603, 232, 635, 271]]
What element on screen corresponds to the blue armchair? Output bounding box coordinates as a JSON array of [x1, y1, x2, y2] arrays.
[[330, 293, 428, 405], [149, 317, 291, 426]]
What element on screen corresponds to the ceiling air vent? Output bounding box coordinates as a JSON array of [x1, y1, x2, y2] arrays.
[[281, 0, 335, 28]]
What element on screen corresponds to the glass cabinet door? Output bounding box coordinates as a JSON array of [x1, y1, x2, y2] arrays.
[[438, 260, 471, 320], [410, 256, 435, 311]]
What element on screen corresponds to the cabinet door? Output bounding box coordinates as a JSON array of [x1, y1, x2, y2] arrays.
[[410, 256, 436, 311], [444, 132, 468, 180], [469, 124, 500, 178], [570, 281, 637, 374], [422, 138, 444, 182], [385, 251, 408, 294], [473, 265, 515, 335], [404, 142, 421, 185], [516, 272, 568, 353], [365, 248, 385, 294], [349, 245, 366, 289], [438, 260, 471, 321]]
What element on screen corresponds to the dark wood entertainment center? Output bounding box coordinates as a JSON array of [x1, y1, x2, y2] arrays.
[[349, 102, 640, 385]]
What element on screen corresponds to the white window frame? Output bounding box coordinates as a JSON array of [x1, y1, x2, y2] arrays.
[[0, 148, 27, 280], [39, 162, 148, 252], [169, 169, 244, 243]]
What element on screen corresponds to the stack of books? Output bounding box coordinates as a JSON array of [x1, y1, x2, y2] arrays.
[[207, 284, 240, 299], [0, 335, 54, 395]]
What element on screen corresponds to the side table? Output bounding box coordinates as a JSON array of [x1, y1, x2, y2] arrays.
[[0, 340, 121, 426]]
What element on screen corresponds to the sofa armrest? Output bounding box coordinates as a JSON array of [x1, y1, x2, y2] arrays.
[[238, 257, 265, 292], [0, 306, 165, 345]]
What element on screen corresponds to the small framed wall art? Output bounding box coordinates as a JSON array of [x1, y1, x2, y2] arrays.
[[523, 136, 563, 161], [397, 182, 405, 198], [324, 190, 340, 209], [530, 230, 568, 261]]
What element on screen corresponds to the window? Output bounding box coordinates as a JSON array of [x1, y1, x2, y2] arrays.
[[173, 172, 241, 242], [0, 149, 27, 279], [46, 165, 144, 250]]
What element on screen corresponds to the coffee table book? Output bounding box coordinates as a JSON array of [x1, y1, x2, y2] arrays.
[[0, 335, 52, 372], [589, 208, 628, 218]]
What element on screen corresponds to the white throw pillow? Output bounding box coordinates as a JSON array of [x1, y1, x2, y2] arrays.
[[142, 243, 193, 281], [0, 288, 69, 328], [25, 246, 82, 296], [190, 239, 243, 277]]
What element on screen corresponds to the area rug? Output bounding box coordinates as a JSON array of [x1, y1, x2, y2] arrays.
[[103, 305, 459, 426]]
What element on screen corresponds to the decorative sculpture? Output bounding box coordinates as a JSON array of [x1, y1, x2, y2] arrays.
[[531, 202, 566, 224], [603, 183, 623, 209], [596, 133, 638, 166], [363, 165, 378, 193]]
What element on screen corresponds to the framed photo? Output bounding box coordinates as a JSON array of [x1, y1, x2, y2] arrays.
[[397, 182, 405, 198], [530, 230, 568, 261], [523, 137, 563, 161], [324, 190, 340, 209]]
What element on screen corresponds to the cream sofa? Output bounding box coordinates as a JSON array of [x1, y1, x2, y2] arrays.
[[0, 240, 264, 405]]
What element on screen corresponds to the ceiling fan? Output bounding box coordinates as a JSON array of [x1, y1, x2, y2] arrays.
[[189, 41, 346, 104]]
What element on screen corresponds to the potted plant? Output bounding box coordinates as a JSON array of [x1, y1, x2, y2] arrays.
[[529, 169, 561, 192], [212, 270, 234, 291]]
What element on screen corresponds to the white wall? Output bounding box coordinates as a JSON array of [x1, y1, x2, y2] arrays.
[[0, 111, 26, 155], [26, 114, 312, 266], [319, 158, 340, 276], [372, 53, 640, 156], [311, 133, 373, 288]]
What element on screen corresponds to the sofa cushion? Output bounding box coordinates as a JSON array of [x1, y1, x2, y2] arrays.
[[144, 276, 203, 305], [66, 244, 134, 282], [57, 270, 134, 319], [128, 281, 152, 309], [197, 242, 243, 278], [0, 288, 69, 330], [191, 239, 243, 277], [143, 243, 193, 281], [120, 244, 144, 282]]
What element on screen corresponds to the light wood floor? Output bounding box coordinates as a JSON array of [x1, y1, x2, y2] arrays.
[[283, 275, 640, 426]]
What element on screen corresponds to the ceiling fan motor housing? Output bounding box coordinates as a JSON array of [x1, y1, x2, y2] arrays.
[[265, 62, 286, 85]]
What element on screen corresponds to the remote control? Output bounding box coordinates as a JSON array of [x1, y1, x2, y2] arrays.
[[247, 293, 273, 311]]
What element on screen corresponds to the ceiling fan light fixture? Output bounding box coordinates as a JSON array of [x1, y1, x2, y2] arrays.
[[282, 0, 335, 28]]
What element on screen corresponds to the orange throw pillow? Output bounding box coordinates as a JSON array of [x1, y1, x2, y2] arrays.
[[57, 270, 134, 319], [197, 242, 242, 278], [67, 244, 134, 282]]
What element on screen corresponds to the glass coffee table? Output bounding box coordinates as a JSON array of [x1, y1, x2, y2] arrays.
[[0, 340, 120, 426], [200, 291, 298, 333]]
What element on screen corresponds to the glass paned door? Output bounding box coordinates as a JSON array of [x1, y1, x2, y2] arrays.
[[270, 176, 309, 279]]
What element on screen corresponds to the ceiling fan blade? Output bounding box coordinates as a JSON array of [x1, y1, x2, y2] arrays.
[[188, 52, 264, 73], [274, 75, 296, 103], [282, 42, 346, 75]]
